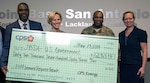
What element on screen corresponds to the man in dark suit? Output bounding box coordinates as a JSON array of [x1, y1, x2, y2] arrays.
[[0, 2, 43, 83], [0, 26, 5, 83]]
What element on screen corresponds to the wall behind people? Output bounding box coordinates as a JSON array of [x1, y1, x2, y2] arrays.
[[0, 0, 150, 58]]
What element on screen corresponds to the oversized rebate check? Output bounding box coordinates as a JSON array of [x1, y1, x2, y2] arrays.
[[6, 29, 118, 83]]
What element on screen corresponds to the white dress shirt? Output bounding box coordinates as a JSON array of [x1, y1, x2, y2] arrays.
[[18, 19, 30, 30]]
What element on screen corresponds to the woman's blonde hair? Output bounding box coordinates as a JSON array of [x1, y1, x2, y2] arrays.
[[47, 11, 62, 24]]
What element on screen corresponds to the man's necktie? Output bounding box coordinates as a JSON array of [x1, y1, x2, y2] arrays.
[[23, 23, 27, 29]]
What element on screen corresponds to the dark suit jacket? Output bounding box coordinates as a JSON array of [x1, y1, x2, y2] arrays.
[[0, 20, 43, 67], [0, 26, 5, 82], [0, 26, 5, 44], [0, 26, 5, 60]]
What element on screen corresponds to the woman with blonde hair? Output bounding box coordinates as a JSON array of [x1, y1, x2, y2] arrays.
[[119, 11, 148, 83], [47, 11, 63, 32]]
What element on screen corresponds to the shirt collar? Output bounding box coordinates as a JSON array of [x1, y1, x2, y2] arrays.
[[18, 19, 29, 29]]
